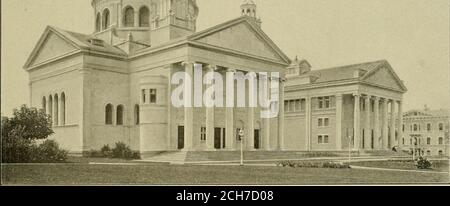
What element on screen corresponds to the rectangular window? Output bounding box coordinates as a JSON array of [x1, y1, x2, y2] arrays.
[[318, 119, 323, 127], [324, 118, 330, 126], [295, 99, 301, 111], [290, 100, 295, 112], [285, 101, 290, 112], [301, 99, 306, 111], [150, 89, 157, 103], [324, 135, 329, 143], [142, 89, 146, 103], [324, 97, 330, 108], [318, 97, 324, 109], [439, 123, 444, 131], [318, 135, 323, 144], [427, 123, 431, 131], [200, 127, 206, 141]]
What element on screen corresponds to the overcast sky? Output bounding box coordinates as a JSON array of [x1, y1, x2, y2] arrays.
[[1, 0, 449, 116]]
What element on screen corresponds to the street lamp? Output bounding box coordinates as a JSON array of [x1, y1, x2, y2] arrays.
[[239, 128, 245, 166]]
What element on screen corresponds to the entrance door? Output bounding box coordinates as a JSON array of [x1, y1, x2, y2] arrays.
[[214, 128, 222, 149], [178, 126, 184, 150], [254, 129, 261, 149]]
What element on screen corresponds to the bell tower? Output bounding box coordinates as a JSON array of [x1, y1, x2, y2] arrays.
[[240, 0, 261, 26], [91, 0, 199, 47], [150, 0, 199, 46]]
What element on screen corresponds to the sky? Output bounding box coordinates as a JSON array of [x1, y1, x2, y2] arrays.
[[1, 0, 449, 116]]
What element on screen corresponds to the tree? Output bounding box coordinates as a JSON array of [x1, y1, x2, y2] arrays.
[[2, 105, 53, 140]]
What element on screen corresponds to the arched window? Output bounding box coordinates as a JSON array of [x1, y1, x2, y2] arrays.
[[139, 6, 150, 27], [54, 94, 59, 126], [105, 104, 113, 125], [102, 9, 110, 30], [439, 137, 443, 145], [439, 123, 444, 131], [116, 105, 124, 125], [95, 13, 101, 32], [413, 124, 418, 131], [61, 93, 66, 126], [134, 104, 140, 125], [123, 6, 135, 27], [42, 97, 47, 114], [48, 95, 53, 119]]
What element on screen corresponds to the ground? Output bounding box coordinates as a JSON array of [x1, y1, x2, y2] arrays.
[[2, 158, 449, 185]]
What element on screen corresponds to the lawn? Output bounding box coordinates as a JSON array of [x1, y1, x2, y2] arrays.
[[2, 161, 449, 185]]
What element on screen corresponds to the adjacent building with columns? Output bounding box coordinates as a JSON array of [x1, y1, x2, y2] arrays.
[[283, 58, 407, 151], [22, 0, 407, 156]]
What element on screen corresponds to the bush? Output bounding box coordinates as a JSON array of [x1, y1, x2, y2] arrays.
[[32, 140, 69, 163], [415, 156, 432, 170], [1, 127, 37, 163], [101, 144, 113, 158], [276, 161, 350, 169], [2, 105, 53, 140], [111, 142, 133, 159]]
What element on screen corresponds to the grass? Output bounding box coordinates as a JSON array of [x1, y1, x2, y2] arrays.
[[2, 160, 449, 185], [351, 160, 449, 172]]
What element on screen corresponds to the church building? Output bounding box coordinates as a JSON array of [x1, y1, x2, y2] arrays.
[[23, 0, 407, 156]]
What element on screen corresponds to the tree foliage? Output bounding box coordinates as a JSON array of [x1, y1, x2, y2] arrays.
[[2, 105, 53, 140]]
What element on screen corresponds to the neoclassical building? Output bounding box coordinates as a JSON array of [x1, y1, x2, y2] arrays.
[[283, 58, 407, 151], [23, 0, 407, 156], [401, 106, 449, 156]]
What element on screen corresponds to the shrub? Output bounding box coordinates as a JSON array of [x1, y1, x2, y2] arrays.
[[33, 140, 69, 163], [111, 142, 134, 159], [276, 161, 350, 169], [415, 156, 432, 170], [1, 127, 36, 163], [101, 144, 113, 158]]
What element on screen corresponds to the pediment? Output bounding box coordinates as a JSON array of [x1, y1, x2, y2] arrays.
[[189, 17, 290, 64], [25, 27, 79, 68], [362, 65, 407, 92]]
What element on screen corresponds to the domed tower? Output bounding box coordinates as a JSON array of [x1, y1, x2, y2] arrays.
[[91, 0, 199, 47], [240, 0, 261, 26]]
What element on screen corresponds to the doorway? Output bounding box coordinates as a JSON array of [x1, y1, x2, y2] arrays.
[[178, 126, 184, 150], [214, 128, 222, 149], [254, 129, 261, 149]]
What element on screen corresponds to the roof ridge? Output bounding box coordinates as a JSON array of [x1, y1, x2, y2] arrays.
[[314, 59, 387, 72]]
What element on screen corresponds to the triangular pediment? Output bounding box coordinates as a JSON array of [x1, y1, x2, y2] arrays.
[[24, 27, 79, 68], [189, 17, 290, 64], [362, 62, 407, 92]]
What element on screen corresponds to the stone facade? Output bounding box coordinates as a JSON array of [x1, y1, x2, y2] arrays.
[[23, 0, 408, 155]]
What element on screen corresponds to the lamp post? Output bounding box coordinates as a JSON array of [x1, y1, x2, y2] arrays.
[[239, 129, 245, 166]]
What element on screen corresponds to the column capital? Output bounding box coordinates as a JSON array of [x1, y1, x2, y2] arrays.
[[335, 93, 344, 99], [181, 61, 194, 67], [353, 93, 361, 98], [205, 64, 218, 71], [373, 96, 380, 101]]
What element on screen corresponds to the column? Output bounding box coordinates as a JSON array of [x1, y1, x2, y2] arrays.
[[225, 69, 235, 150], [397, 101, 403, 147], [263, 73, 271, 150], [382, 98, 389, 149], [305, 96, 312, 151], [278, 78, 285, 151], [335, 94, 343, 151], [364, 95, 371, 149], [353, 94, 361, 150], [390, 100, 396, 148], [373, 96, 380, 149], [205, 65, 215, 150], [166, 64, 174, 150], [182, 62, 194, 150], [246, 73, 256, 150]]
